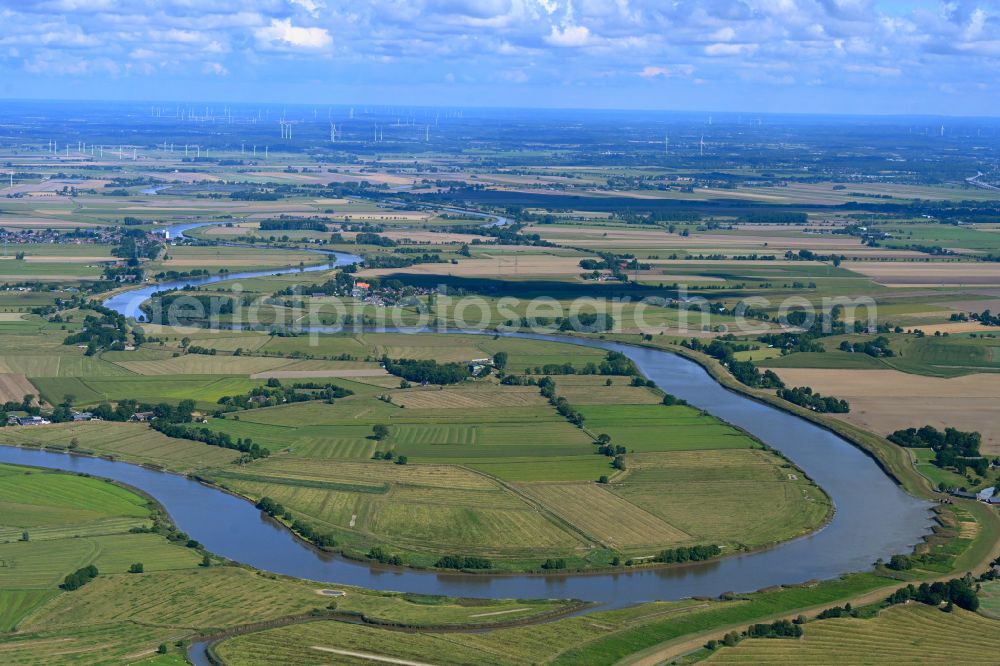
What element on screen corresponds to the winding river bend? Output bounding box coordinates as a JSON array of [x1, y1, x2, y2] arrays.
[[0, 220, 932, 607]]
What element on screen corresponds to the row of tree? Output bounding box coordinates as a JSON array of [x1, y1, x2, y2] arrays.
[[777, 386, 850, 413]]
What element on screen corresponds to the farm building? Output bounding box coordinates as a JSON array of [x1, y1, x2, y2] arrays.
[[7, 415, 50, 426]]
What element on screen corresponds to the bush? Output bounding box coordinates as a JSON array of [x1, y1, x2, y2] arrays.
[[128, 562, 144, 574], [434, 554, 493, 570], [61, 565, 98, 591]]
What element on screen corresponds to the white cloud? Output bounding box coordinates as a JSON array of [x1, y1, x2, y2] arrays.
[[704, 42, 758, 56], [638, 64, 695, 78], [844, 63, 902, 76], [545, 23, 591, 47], [254, 18, 332, 50]]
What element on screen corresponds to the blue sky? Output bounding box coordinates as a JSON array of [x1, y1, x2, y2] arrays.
[[0, 0, 998, 116]]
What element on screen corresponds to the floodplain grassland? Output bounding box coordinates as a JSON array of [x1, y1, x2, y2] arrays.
[[184, 341, 831, 569], [0, 460, 579, 664], [0, 422, 239, 472], [0, 314, 835, 570], [152, 244, 326, 273]]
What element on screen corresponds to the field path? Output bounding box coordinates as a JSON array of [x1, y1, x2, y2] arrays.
[[311, 646, 437, 665], [458, 465, 604, 550]]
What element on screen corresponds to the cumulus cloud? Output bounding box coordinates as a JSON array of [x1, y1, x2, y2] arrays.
[[704, 42, 758, 57], [545, 23, 591, 47], [639, 64, 695, 78], [254, 18, 332, 49], [0, 0, 996, 112]]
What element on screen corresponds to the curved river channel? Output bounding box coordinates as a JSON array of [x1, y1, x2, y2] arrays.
[[0, 220, 933, 608]]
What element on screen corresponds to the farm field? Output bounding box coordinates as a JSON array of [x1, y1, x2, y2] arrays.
[[0, 461, 199, 634], [0, 464, 577, 663], [188, 357, 830, 567], [0, 422, 238, 472], [768, 367, 1000, 455], [980, 579, 1000, 619], [702, 604, 1000, 665], [848, 261, 1000, 287], [29, 374, 265, 409], [211, 572, 917, 666]]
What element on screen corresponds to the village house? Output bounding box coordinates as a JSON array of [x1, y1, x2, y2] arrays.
[[7, 415, 50, 426]]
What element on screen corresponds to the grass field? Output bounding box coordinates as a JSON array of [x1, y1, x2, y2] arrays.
[[0, 462, 198, 633], [193, 361, 829, 567], [212, 573, 897, 666], [979, 579, 1000, 620], [29, 374, 265, 409], [0, 459, 578, 662], [0, 422, 238, 472]]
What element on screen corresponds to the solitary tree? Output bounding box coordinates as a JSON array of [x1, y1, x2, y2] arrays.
[[372, 424, 390, 440]]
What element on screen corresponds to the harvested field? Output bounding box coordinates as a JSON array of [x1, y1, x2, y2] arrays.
[[531, 226, 870, 251], [771, 367, 1000, 454], [112, 355, 288, 376], [0, 373, 38, 403], [703, 604, 1000, 665], [391, 386, 545, 409], [379, 230, 480, 244], [250, 368, 388, 379], [248, 457, 498, 490], [848, 261, 1000, 287]]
